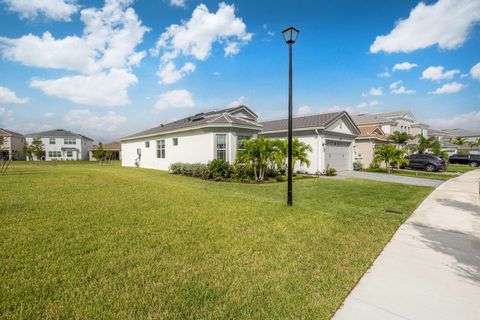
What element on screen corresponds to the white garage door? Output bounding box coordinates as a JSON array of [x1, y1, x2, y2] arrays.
[[325, 139, 351, 171]]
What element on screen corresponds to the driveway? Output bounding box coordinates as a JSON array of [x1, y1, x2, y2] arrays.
[[338, 170, 444, 187], [333, 169, 480, 320]]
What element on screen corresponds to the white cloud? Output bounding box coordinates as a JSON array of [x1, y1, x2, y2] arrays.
[[169, 0, 186, 8], [429, 82, 465, 94], [213, 71, 220, 76], [369, 87, 383, 96], [2, 0, 79, 21], [0, 107, 14, 124], [0, 0, 149, 74], [296, 105, 312, 116], [370, 0, 480, 53], [390, 80, 415, 94], [426, 111, 480, 130], [421, 66, 460, 81], [227, 96, 245, 108], [30, 68, 138, 107], [392, 62, 418, 71], [321, 105, 355, 114], [64, 109, 127, 134], [0, 86, 29, 104], [357, 100, 380, 109], [157, 61, 196, 84], [471, 62, 480, 80], [377, 70, 391, 78], [154, 89, 195, 111], [43, 112, 54, 118], [151, 2, 251, 84]]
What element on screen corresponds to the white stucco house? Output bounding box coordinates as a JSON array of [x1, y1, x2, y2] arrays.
[[25, 129, 94, 161], [0, 128, 25, 160], [120, 106, 360, 173], [353, 124, 389, 168], [352, 110, 429, 137]]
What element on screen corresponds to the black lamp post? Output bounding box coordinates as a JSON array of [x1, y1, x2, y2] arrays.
[[282, 26, 299, 206]]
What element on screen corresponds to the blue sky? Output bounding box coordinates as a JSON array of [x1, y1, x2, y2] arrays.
[[0, 0, 479, 141]]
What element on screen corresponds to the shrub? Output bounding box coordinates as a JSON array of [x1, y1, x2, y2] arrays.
[[325, 167, 337, 176], [205, 159, 231, 180], [266, 166, 280, 178], [169, 162, 182, 174], [267, 177, 277, 183], [231, 163, 254, 180], [369, 160, 380, 169], [353, 161, 363, 171], [276, 175, 287, 182], [169, 162, 207, 178]]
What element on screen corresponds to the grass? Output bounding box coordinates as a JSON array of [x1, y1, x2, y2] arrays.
[[0, 161, 432, 319], [363, 167, 456, 181], [446, 164, 478, 173]]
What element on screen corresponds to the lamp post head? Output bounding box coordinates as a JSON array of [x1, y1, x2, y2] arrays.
[[282, 26, 299, 44]]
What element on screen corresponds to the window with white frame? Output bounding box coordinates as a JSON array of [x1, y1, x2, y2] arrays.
[[145, 141, 150, 148], [64, 138, 76, 145], [66, 151, 73, 157], [49, 138, 55, 144], [48, 151, 62, 157], [172, 138, 178, 146], [157, 140, 165, 158], [237, 135, 251, 150], [215, 134, 227, 160]]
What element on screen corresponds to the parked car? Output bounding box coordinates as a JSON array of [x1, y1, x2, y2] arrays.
[[394, 154, 447, 172], [448, 154, 480, 167]]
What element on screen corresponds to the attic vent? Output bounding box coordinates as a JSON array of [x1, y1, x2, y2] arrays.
[[191, 114, 205, 122], [160, 124, 164, 127]]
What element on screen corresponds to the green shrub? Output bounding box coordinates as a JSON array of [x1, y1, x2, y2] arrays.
[[325, 167, 337, 176], [169, 162, 207, 178], [353, 161, 363, 171], [205, 159, 231, 180], [231, 163, 254, 180], [267, 177, 277, 183], [266, 166, 280, 178], [369, 160, 380, 169], [276, 175, 287, 182], [169, 162, 182, 174]]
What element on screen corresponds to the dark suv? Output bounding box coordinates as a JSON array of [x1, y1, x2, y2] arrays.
[[449, 154, 480, 167], [397, 154, 447, 172]]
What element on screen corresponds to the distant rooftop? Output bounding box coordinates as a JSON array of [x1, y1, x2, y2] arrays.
[[442, 128, 480, 137], [352, 110, 414, 125], [0, 128, 24, 137], [25, 129, 93, 141]]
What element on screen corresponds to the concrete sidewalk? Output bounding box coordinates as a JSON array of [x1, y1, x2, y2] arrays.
[[333, 169, 480, 320], [338, 171, 444, 187]]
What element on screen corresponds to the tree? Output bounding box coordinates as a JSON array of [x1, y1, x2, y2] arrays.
[[273, 138, 313, 173], [0, 136, 5, 150], [417, 135, 440, 154], [450, 137, 467, 145], [388, 131, 412, 149], [31, 138, 45, 161], [468, 138, 480, 149], [236, 137, 279, 181], [93, 143, 106, 163], [373, 144, 406, 174], [23, 143, 33, 161]]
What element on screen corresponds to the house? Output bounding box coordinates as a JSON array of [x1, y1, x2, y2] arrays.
[[352, 110, 429, 137], [354, 124, 389, 167], [120, 106, 360, 173], [89, 141, 122, 161], [442, 128, 480, 142], [260, 111, 360, 173], [120, 106, 263, 170], [25, 129, 94, 160], [0, 128, 25, 160]]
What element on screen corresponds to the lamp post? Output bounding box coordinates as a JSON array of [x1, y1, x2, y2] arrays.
[[282, 26, 299, 206]]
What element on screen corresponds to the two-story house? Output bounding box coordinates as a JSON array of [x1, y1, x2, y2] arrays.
[[0, 128, 26, 160], [25, 129, 94, 161]]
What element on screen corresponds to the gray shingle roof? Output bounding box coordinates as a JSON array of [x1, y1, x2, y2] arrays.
[[25, 129, 93, 141], [121, 106, 261, 141], [0, 128, 24, 137], [351, 110, 412, 125], [442, 128, 480, 137], [260, 111, 347, 132]]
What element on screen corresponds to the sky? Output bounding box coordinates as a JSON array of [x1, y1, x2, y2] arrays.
[[0, 0, 479, 142]]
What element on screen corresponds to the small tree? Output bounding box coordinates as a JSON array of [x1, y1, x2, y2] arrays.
[[274, 138, 312, 173], [469, 138, 480, 149], [23, 143, 33, 161], [93, 143, 106, 164], [373, 144, 406, 174], [450, 137, 467, 145], [236, 137, 278, 181], [417, 135, 440, 154], [31, 138, 45, 161], [389, 131, 413, 149]]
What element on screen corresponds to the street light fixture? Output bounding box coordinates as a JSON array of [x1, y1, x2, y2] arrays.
[[282, 26, 299, 206]]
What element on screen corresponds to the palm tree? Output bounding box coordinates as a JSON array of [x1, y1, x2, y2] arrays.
[[388, 131, 412, 149], [450, 137, 467, 145], [373, 144, 406, 174], [417, 135, 440, 154], [468, 138, 480, 149], [273, 138, 312, 173], [236, 137, 278, 181]]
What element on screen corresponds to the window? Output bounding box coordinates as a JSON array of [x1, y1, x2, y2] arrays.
[[172, 138, 178, 146], [49, 138, 55, 144], [145, 141, 150, 148], [237, 135, 251, 150], [48, 151, 61, 157], [157, 140, 165, 158], [64, 138, 76, 145], [66, 151, 73, 157], [215, 134, 227, 160], [325, 139, 351, 147]]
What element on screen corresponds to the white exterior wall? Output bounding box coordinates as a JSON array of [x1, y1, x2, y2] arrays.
[[25, 136, 92, 160], [0, 135, 25, 160]]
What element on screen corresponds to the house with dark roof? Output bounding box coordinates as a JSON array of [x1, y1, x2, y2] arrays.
[[89, 141, 122, 161], [354, 124, 389, 167], [120, 106, 360, 173], [260, 111, 360, 172], [0, 128, 26, 160], [25, 129, 94, 160]]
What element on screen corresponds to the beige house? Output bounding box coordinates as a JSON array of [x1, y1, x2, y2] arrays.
[[354, 124, 389, 167], [0, 128, 25, 160], [89, 141, 122, 160]]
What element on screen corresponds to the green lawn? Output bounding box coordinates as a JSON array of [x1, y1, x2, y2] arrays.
[[446, 164, 479, 173], [0, 162, 432, 319], [364, 167, 456, 181]]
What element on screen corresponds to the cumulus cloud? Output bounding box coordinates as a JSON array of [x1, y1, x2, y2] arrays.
[[357, 100, 380, 109], [30, 68, 138, 107], [370, 0, 480, 53], [64, 109, 127, 133], [429, 82, 465, 94], [157, 62, 196, 84], [471, 62, 480, 80], [296, 105, 312, 117], [151, 2, 252, 84], [2, 0, 79, 21], [0, 86, 29, 104], [169, 0, 186, 8], [377, 70, 391, 78], [421, 66, 460, 81], [0, 107, 14, 124], [227, 96, 245, 108], [369, 87, 383, 96], [43, 112, 54, 118], [154, 89, 195, 111], [426, 111, 480, 130], [393, 62, 417, 71], [390, 80, 415, 94]]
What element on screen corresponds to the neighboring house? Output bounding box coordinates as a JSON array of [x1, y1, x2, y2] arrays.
[[353, 124, 389, 168], [259, 111, 360, 173], [352, 110, 429, 137], [0, 128, 25, 160], [442, 128, 480, 142], [25, 129, 94, 161], [120, 106, 263, 170], [89, 141, 122, 161]]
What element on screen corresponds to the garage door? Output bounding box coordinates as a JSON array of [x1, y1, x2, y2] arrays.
[[325, 139, 351, 171]]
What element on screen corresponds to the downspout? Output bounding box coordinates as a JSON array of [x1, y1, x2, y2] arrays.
[[315, 129, 320, 174]]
